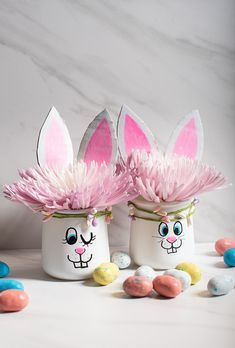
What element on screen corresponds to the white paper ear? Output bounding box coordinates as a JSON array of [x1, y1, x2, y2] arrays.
[[37, 107, 73, 168], [77, 109, 117, 165], [166, 110, 204, 160], [117, 104, 156, 160]]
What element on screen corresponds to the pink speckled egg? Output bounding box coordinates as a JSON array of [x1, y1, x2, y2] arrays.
[[153, 275, 182, 298], [215, 238, 235, 256], [123, 276, 153, 297], [0, 290, 29, 312]]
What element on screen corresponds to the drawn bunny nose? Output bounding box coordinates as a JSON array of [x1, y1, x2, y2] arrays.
[[166, 236, 177, 244], [75, 247, 85, 255]]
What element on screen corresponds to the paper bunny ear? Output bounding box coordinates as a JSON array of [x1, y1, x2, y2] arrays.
[[117, 104, 156, 160], [77, 109, 117, 165], [37, 107, 73, 168], [166, 110, 204, 160]]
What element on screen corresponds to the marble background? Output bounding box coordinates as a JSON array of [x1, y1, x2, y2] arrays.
[[0, 0, 234, 249]]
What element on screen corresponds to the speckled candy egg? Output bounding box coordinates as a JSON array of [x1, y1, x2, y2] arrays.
[[0, 279, 24, 292], [215, 238, 235, 256], [134, 265, 155, 280], [123, 276, 153, 297], [207, 275, 235, 296], [0, 261, 10, 278], [93, 262, 119, 285], [0, 290, 29, 312], [164, 269, 191, 291], [224, 248, 235, 267], [176, 262, 201, 285], [153, 275, 182, 298], [111, 251, 131, 269]]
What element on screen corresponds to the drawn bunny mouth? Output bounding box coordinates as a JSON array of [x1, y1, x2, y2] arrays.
[[67, 254, 93, 269], [166, 246, 178, 254], [161, 240, 182, 254]]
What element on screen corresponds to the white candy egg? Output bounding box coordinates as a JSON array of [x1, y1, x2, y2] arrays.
[[135, 265, 155, 279], [164, 269, 191, 291], [111, 251, 131, 269], [207, 275, 235, 296]]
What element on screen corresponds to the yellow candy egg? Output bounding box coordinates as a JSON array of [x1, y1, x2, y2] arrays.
[[93, 262, 119, 285], [175, 262, 201, 285]]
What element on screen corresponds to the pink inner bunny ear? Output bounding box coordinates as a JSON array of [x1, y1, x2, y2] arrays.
[[166, 110, 204, 160], [37, 107, 73, 168], [117, 105, 156, 160], [77, 109, 117, 166]]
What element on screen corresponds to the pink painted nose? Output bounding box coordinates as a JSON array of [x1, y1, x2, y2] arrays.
[[166, 236, 177, 244], [75, 247, 85, 255]]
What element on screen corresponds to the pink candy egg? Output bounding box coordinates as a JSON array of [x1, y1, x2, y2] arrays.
[[123, 276, 153, 297], [153, 275, 182, 298], [0, 289, 29, 312], [215, 238, 235, 256]]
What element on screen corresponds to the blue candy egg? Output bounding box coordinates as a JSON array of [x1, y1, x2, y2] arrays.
[[207, 275, 235, 296], [0, 261, 10, 278], [0, 279, 24, 292], [224, 248, 235, 267]]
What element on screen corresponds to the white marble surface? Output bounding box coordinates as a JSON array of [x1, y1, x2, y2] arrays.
[[0, 243, 235, 348], [0, 1, 235, 248]]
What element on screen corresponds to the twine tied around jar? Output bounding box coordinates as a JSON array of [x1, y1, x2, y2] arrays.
[[128, 198, 199, 226], [42, 207, 113, 227]]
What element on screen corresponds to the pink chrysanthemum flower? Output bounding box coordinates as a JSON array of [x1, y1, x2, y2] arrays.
[[126, 150, 228, 203], [4, 160, 137, 214]]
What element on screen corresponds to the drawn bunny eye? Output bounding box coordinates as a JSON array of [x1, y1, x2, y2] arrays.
[[158, 223, 169, 237], [173, 221, 182, 236], [80, 232, 96, 246], [65, 228, 77, 245]]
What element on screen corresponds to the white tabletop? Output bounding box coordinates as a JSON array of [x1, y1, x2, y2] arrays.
[[0, 243, 235, 348]]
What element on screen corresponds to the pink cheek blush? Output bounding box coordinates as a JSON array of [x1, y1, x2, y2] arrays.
[[153, 275, 182, 298]]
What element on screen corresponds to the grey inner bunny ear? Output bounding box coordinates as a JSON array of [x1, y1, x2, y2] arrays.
[[37, 106, 73, 169], [77, 109, 117, 165], [117, 104, 156, 161]]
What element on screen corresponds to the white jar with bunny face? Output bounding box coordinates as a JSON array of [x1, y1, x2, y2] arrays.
[[116, 106, 204, 269], [42, 210, 110, 280], [35, 106, 119, 280], [129, 198, 196, 269]]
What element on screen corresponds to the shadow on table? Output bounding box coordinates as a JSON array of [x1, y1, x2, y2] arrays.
[[213, 261, 228, 269], [112, 291, 140, 299], [111, 291, 170, 300], [82, 279, 101, 287], [204, 251, 219, 257], [9, 267, 68, 282], [197, 290, 212, 298]]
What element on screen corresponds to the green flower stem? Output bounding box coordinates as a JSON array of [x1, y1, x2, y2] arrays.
[[52, 210, 112, 219]]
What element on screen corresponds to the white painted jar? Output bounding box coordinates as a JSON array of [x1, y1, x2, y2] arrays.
[[42, 210, 110, 280], [129, 198, 196, 269]]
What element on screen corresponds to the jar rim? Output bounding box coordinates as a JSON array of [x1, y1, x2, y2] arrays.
[[54, 208, 106, 214], [132, 196, 193, 210]]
